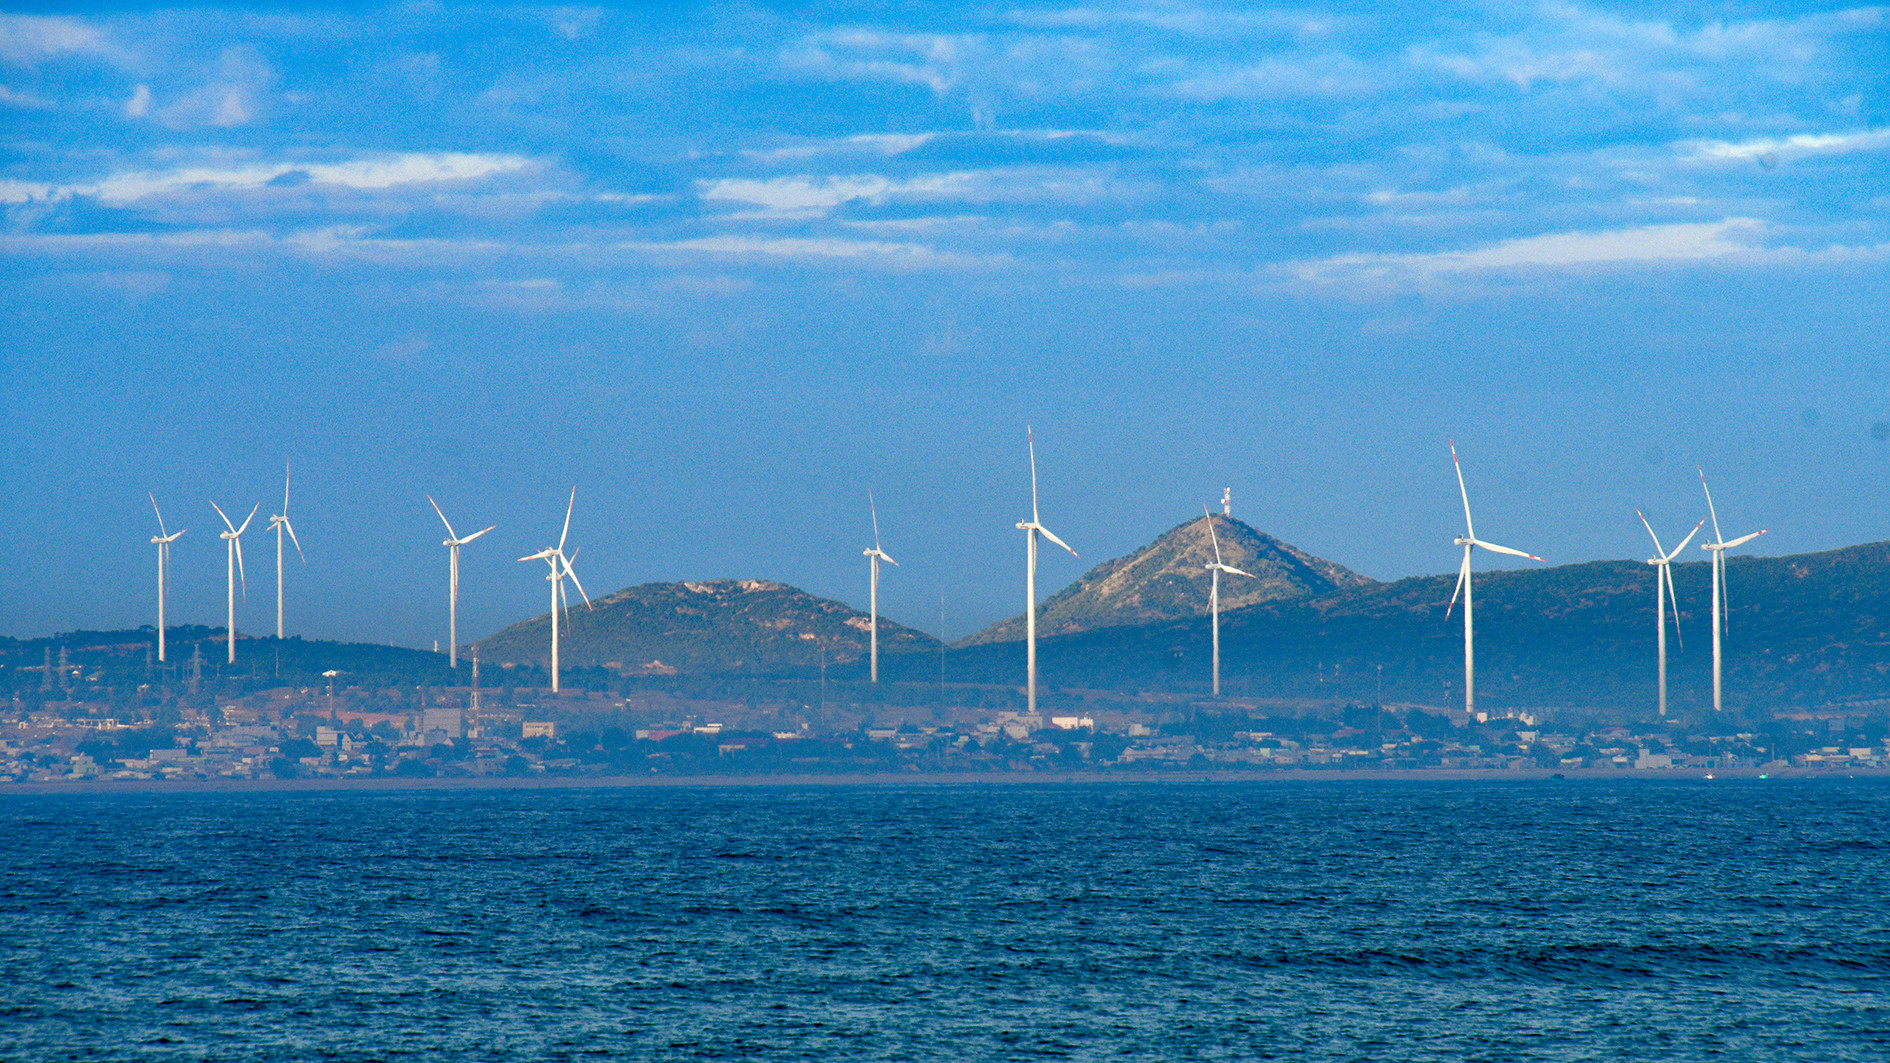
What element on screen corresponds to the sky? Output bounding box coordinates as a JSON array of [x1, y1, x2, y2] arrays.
[[1, 0, 1886, 648]]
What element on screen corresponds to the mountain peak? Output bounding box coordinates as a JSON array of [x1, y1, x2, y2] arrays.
[[959, 514, 1373, 646]]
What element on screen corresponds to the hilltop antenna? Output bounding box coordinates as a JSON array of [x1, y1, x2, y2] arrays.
[[1221, 488, 1231, 517]]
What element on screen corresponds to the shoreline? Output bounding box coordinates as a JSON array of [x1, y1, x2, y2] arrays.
[[5, 764, 1888, 797]]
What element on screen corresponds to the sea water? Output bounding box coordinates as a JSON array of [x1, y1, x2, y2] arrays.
[[3, 779, 1887, 1060]]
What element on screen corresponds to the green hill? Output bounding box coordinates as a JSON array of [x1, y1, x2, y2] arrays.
[[915, 542, 1890, 716], [475, 578, 940, 677], [959, 514, 1373, 646]]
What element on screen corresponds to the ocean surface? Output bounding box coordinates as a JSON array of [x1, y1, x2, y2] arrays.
[[3, 779, 1888, 1061]]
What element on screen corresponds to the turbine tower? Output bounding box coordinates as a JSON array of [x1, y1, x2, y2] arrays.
[[1444, 442, 1545, 718], [1201, 506, 1254, 697], [211, 500, 259, 664], [429, 496, 494, 669], [1637, 510, 1705, 718], [148, 494, 185, 663], [862, 490, 899, 684], [268, 461, 305, 640], [1016, 426, 1079, 715], [519, 488, 591, 694], [1698, 469, 1767, 712]]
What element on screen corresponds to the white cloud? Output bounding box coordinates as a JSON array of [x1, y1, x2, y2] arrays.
[[743, 133, 936, 163], [632, 234, 1001, 268], [124, 83, 150, 117], [1295, 218, 1767, 284], [0, 152, 535, 205], [0, 84, 52, 108], [1685, 129, 1890, 162], [0, 15, 116, 65], [698, 172, 977, 216]]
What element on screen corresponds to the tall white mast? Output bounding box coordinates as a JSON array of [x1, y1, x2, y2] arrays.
[[519, 487, 590, 693], [1202, 506, 1254, 697], [211, 500, 258, 664], [1638, 511, 1703, 718], [1015, 427, 1078, 715], [1444, 442, 1544, 718], [1698, 469, 1767, 712], [149, 494, 185, 663], [430, 495, 493, 669], [863, 490, 899, 684]]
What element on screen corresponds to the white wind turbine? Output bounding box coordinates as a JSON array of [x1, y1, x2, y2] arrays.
[[862, 491, 899, 684], [1201, 506, 1254, 697], [1698, 469, 1767, 713], [519, 488, 591, 694], [267, 461, 305, 640], [1016, 427, 1079, 715], [1637, 510, 1705, 718], [210, 499, 259, 664], [148, 494, 185, 663], [429, 495, 494, 669], [1444, 442, 1545, 718]]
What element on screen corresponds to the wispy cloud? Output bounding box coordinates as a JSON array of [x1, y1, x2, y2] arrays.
[[1294, 218, 1770, 285], [0, 14, 120, 65], [0, 152, 535, 205], [698, 172, 979, 216], [1685, 129, 1890, 163]]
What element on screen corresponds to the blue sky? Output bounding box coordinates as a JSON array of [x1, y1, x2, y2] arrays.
[[1, 1, 1886, 646]]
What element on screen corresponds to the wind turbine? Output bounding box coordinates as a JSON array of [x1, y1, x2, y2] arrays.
[[519, 488, 591, 694], [1698, 469, 1768, 712], [1016, 426, 1079, 715], [1444, 442, 1545, 718], [429, 496, 494, 669], [148, 494, 185, 663], [862, 490, 899, 684], [211, 499, 259, 664], [1201, 506, 1254, 697], [1637, 510, 1705, 718], [268, 461, 305, 640]]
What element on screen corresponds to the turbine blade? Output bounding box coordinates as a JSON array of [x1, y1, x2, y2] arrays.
[[1445, 550, 1469, 619], [150, 492, 169, 538], [1665, 563, 1683, 649], [1037, 524, 1079, 558], [1723, 529, 1767, 550], [869, 489, 882, 553], [235, 537, 247, 598], [1667, 518, 1707, 562], [236, 503, 259, 537], [428, 495, 458, 540], [1203, 505, 1223, 566], [1223, 565, 1255, 578], [461, 525, 495, 543], [881, 551, 899, 567], [284, 518, 305, 563], [1451, 440, 1475, 541], [519, 549, 554, 562], [558, 486, 575, 554], [1028, 425, 1040, 525], [561, 553, 593, 610], [1637, 508, 1664, 556], [1474, 539, 1545, 562], [210, 500, 237, 534], [1699, 467, 1723, 545], [282, 460, 291, 515]]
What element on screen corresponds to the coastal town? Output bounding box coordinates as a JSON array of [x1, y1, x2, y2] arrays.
[[7, 665, 1885, 785]]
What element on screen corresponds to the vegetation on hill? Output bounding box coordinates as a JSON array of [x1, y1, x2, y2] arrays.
[[959, 514, 1373, 646], [475, 578, 941, 677], [919, 542, 1890, 715]]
